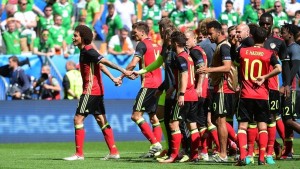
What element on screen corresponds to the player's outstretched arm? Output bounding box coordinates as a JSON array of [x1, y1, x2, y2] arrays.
[[100, 57, 132, 77], [100, 64, 122, 86]]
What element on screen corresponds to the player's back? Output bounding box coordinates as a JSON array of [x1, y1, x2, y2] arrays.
[[239, 46, 273, 100]]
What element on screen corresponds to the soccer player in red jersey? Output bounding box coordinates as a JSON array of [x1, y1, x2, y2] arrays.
[[121, 21, 163, 158], [235, 26, 282, 165], [159, 30, 199, 163], [259, 13, 288, 162], [185, 29, 210, 161], [63, 25, 132, 161], [198, 20, 236, 162]]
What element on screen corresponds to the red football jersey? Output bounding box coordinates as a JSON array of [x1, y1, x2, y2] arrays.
[[239, 47, 274, 100], [174, 51, 198, 101], [80, 45, 104, 95], [190, 45, 209, 98], [138, 38, 162, 88]]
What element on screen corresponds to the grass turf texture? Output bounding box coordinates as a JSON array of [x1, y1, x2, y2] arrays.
[[0, 139, 299, 169]]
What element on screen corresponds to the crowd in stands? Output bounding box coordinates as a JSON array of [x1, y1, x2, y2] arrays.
[[1, 0, 300, 100], [0, 0, 299, 56]]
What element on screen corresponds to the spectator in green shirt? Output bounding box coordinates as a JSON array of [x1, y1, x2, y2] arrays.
[[2, 20, 21, 54], [85, 0, 101, 26], [141, 0, 161, 33], [218, 0, 240, 27], [48, 15, 68, 57], [264, 0, 286, 12], [169, 0, 195, 30], [242, 0, 264, 24], [271, 1, 289, 28], [196, 0, 215, 21], [105, 4, 123, 43], [33, 29, 55, 59], [37, 5, 54, 34], [52, 0, 74, 30]]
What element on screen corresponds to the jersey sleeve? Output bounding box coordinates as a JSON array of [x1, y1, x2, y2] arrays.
[[189, 49, 204, 68], [220, 44, 232, 61], [134, 41, 147, 59], [289, 44, 300, 60], [279, 40, 288, 61], [176, 56, 188, 73], [270, 54, 280, 66], [87, 49, 104, 64]]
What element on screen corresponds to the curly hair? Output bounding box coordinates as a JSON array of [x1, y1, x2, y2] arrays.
[[281, 23, 299, 39], [196, 18, 216, 36], [74, 25, 93, 45]]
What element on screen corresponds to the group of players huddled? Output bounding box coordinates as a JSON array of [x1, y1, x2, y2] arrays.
[[62, 11, 300, 166]]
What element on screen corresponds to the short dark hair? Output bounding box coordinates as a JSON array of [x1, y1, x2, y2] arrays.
[[206, 20, 222, 32], [228, 25, 236, 34], [252, 27, 268, 44], [295, 10, 300, 15], [9, 55, 19, 64], [75, 25, 93, 45], [281, 23, 299, 38], [171, 30, 187, 48], [107, 4, 115, 10], [226, 0, 233, 5], [132, 21, 149, 35], [260, 13, 273, 21], [248, 23, 260, 36], [43, 4, 52, 11]]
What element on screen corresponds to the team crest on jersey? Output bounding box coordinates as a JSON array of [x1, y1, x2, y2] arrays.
[[270, 43, 276, 49]]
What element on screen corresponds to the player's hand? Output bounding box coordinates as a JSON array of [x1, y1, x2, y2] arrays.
[[284, 85, 291, 98], [178, 95, 184, 107], [13, 91, 22, 98], [123, 70, 133, 77], [114, 76, 123, 86], [127, 73, 138, 80], [132, 71, 140, 77], [255, 76, 265, 86], [196, 88, 202, 97], [112, 77, 122, 86], [197, 67, 209, 74], [43, 84, 50, 89]]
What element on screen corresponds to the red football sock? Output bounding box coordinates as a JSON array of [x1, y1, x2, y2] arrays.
[[247, 126, 258, 156], [170, 130, 182, 159], [75, 127, 85, 156], [200, 128, 208, 154], [276, 118, 285, 142], [267, 124, 276, 156], [237, 129, 247, 160], [226, 122, 236, 142], [137, 118, 158, 144], [153, 123, 162, 143], [190, 129, 200, 160], [208, 125, 220, 152], [102, 126, 118, 154], [258, 130, 268, 162]]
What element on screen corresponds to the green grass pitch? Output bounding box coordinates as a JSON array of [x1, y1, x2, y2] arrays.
[[0, 139, 299, 169]]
